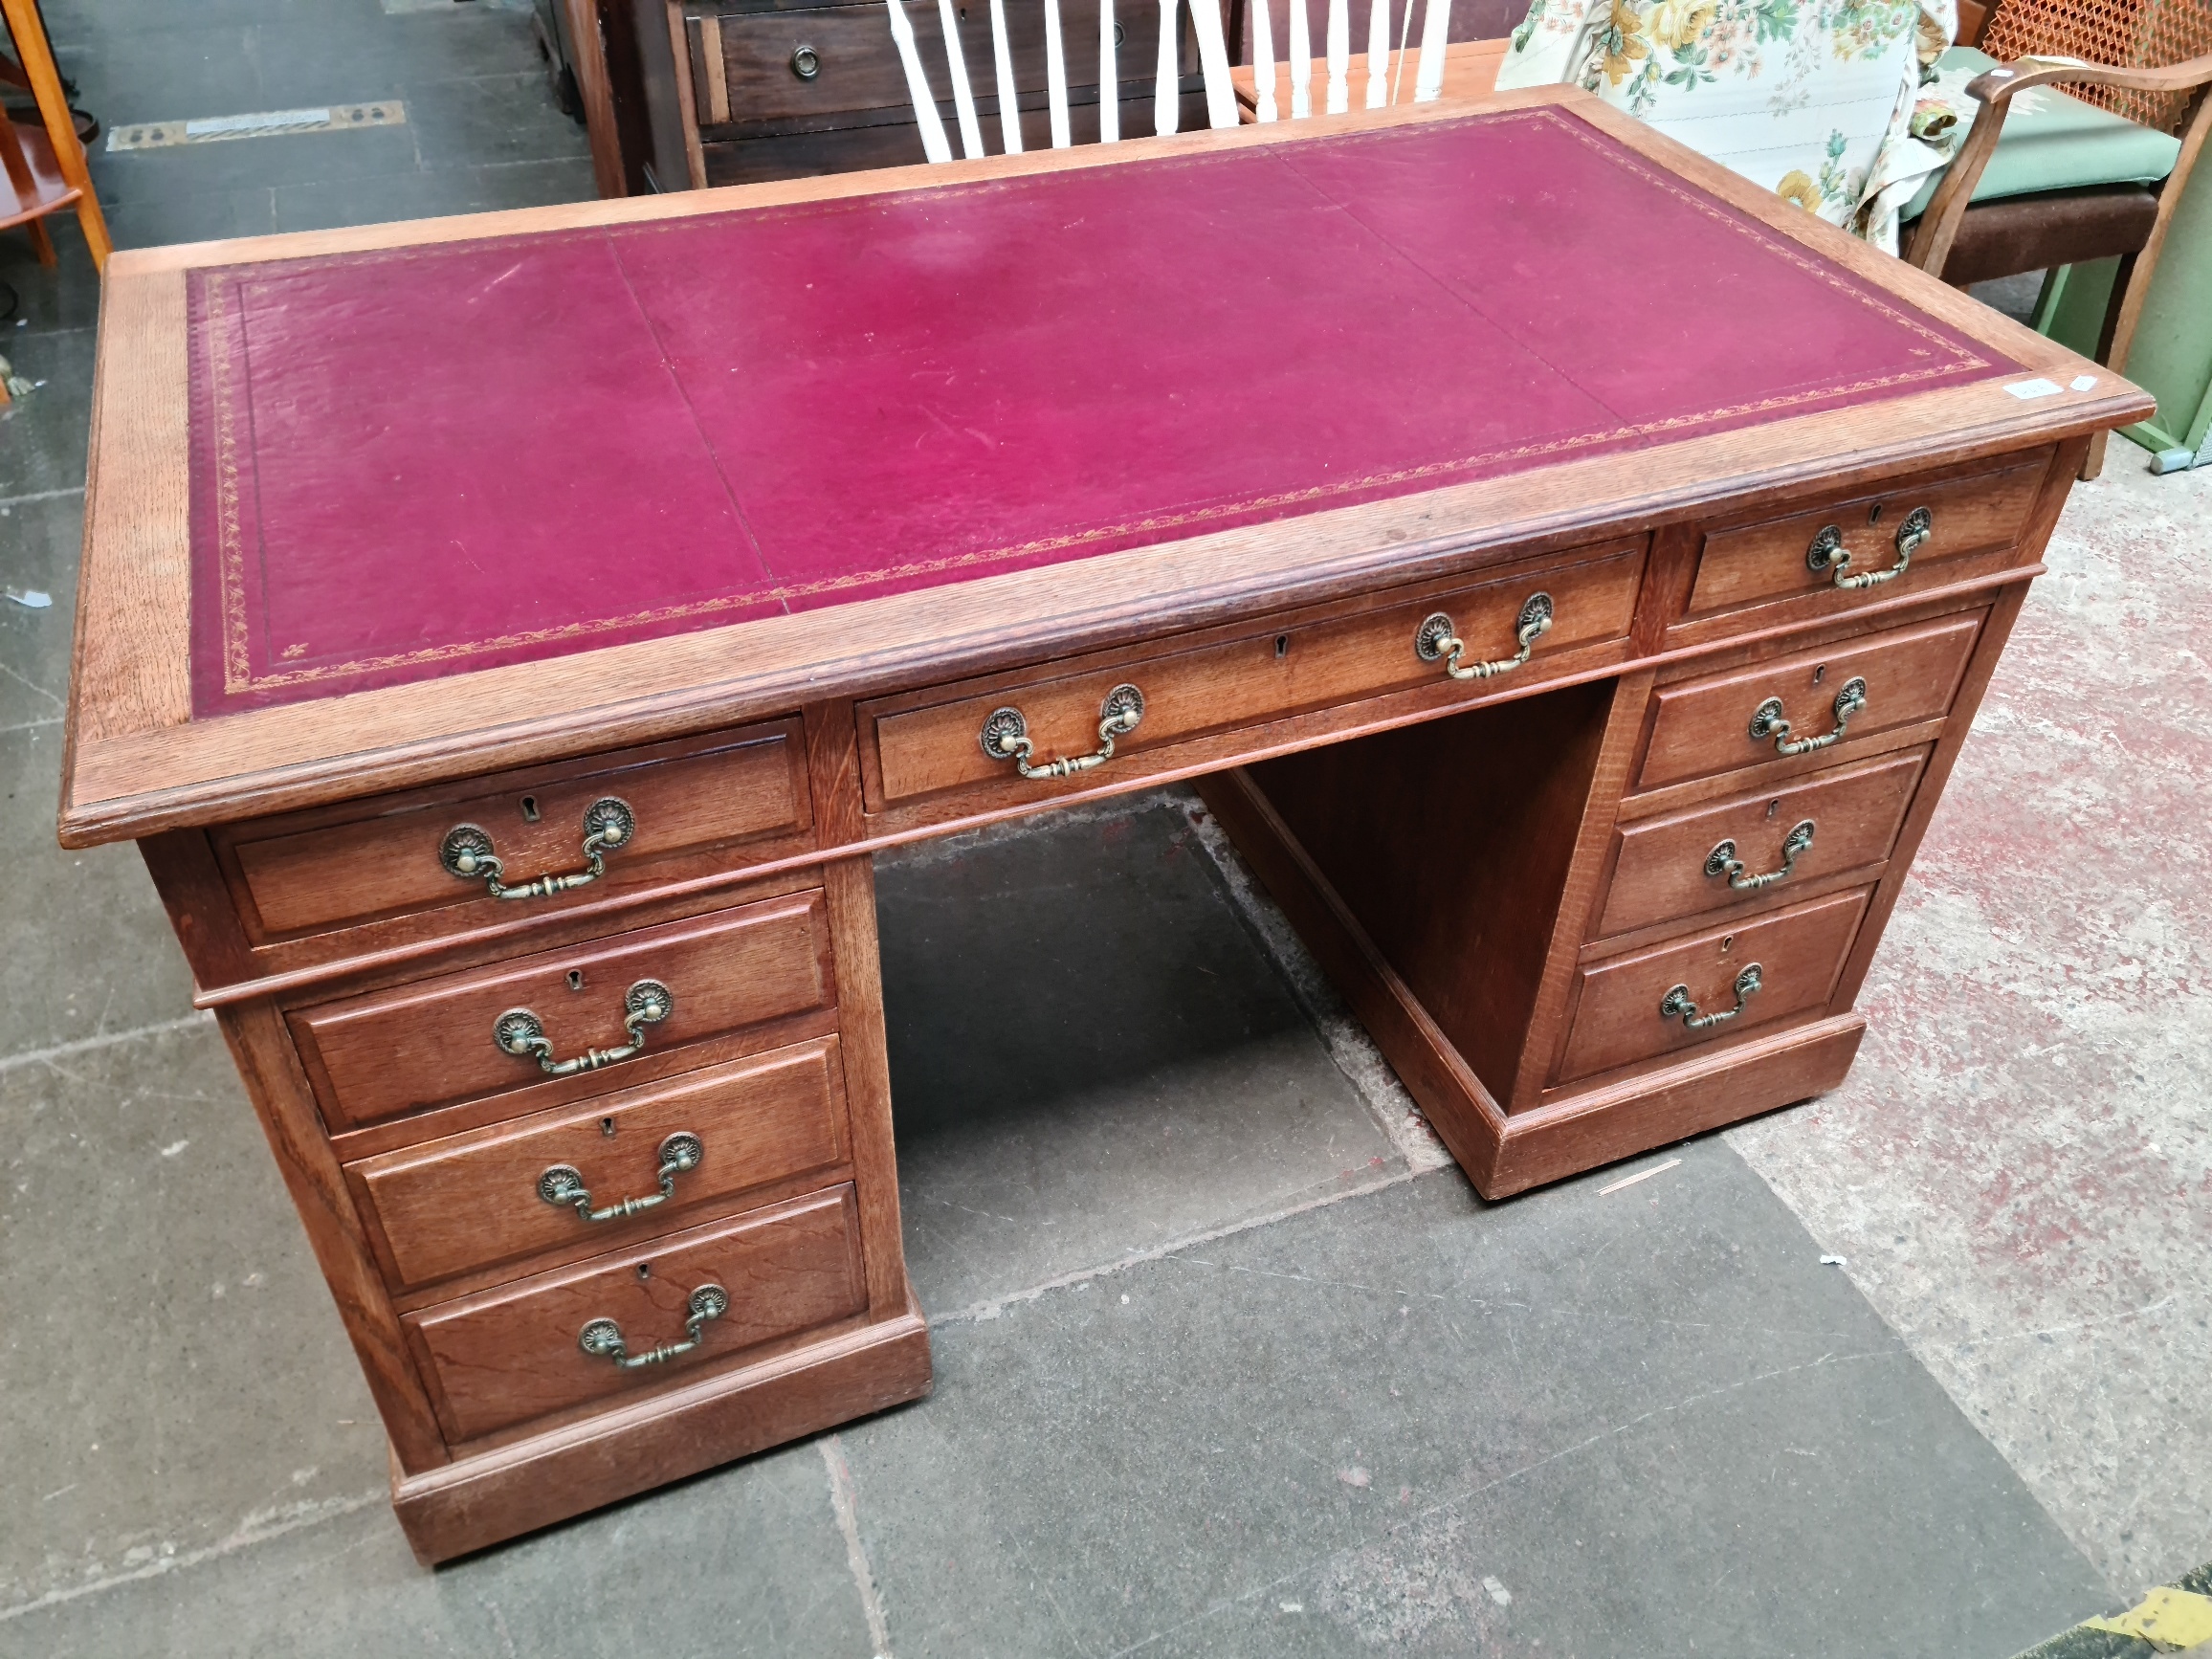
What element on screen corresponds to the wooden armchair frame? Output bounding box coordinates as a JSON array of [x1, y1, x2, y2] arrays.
[[1905, 50, 2212, 473]]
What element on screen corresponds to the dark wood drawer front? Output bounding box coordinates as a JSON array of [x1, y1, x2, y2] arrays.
[[1637, 611, 1981, 793], [692, 0, 1184, 127], [1685, 453, 2047, 623], [291, 894, 834, 1133], [864, 542, 1644, 809], [1558, 888, 1870, 1084], [352, 1039, 852, 1294], [1596, 748, 1927, 940], [218, 722, 810, 942], [408, 1186, 867, 1443]]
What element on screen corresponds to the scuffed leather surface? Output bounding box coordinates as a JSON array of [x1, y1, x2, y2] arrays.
[[186, 106, 2012, 715]]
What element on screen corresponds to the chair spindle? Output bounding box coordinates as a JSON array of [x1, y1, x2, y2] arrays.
[[1326, 0, 1350, 113]]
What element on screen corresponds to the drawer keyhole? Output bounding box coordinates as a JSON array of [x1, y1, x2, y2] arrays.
[[1720, 934, 1735, 954], [601, 1117, 617, 1138], [636, 1262, 651, 1280], [1868, 502, 1885, 525], [520, 794, 541, 822], [1766, 798, 1781, 819], [567, 969, 586, 991], [1274, 634, 1290, 660], [1813, 664, 1826, 684]]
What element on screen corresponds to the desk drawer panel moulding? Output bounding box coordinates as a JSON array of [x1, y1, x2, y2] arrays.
[[348, 1037, 853, 1295], [1680, 448, 2051, 627], [211, 719, 814, 946], [1590, 747, 1930, 943], [60, 95, 2151, 1559], [1552, 886, 1873, 1085], [860, 539, 1646, 811], [287, 893, 836, 1133], [1635, 610, 1986, 792], [404, 1184, 869, 1444]]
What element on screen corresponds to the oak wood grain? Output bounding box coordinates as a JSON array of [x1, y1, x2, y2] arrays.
[[1552, 886, 1870, 1083], [1593, 746, 1927, 940], [1682, 450, 2046, 623], [218, 719, 810, 941], [1634, 610, 1984, 792], [866, 542, 1641, 808], [289, 891, 833, 1132], [388, 1286, 929, 1562], [406, 1184, 866, 1442], [351, 1036, 852, 1294]]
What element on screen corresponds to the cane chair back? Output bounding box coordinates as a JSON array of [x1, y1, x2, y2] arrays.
[[1981, 0, 2212, 133]]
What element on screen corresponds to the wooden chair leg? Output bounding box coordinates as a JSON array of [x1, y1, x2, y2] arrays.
[[27, 214, 56, 265], [2080, 250, 2142, 480]]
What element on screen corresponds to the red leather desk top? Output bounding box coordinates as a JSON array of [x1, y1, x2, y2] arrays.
[[187, 106, 2011, 715]]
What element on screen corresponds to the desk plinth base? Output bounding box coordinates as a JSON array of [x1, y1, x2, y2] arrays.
[[389, 1293, 931, 1565], [1199, 766, 1865, 1199]]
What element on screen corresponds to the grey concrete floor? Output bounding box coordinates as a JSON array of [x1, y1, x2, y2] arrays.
[[3, 3, 2208, 1650]]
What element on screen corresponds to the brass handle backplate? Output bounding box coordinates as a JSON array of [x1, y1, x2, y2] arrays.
[[579, 1284, 727, 1370], [789, 43, 821, 78], [497, 979, 674, 1077], [1416, 592, 1553, 680], [1806, 505, 1932, 590], [1659, 963, 1763, 1031], [1750, 677, 1867, 757], [441, 796, 635, 901], [981, 684, 1145, 780], [540, 1132, 703, 1223], [1705, 820, 1816, 892]]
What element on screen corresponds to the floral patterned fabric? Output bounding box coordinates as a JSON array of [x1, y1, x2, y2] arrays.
[[1497, 0, 1956, 250]]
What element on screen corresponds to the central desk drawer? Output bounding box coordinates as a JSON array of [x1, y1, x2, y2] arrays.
[[406, 1185, 867, 1444], [1556, 887, 1870, 1084], [1595, 748, 1928, 940], [350, 1038, 852, 1294], [861, 542, 1644, 810], [1636, 610, 1982, 793], [290, 894, 835, 1134]]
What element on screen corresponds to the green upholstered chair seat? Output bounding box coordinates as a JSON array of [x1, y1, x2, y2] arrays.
[[1903, 47, 2184, 221]]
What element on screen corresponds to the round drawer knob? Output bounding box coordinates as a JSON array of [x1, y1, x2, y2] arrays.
[[790, 44, 821, 79]]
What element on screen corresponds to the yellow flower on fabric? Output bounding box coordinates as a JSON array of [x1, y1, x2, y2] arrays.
[[1650, 0, 1715, 53], [1593, 0, 1651, 84], [1776, 171, 1821, 210]]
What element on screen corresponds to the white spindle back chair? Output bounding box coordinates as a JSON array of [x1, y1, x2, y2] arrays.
[[886, 0, 1456, 160]]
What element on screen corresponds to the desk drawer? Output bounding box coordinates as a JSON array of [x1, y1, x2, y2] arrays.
[[351, 1039, 852, 1294], [690, 0, 1182, 127], [407, 1185, 867, 1444], [290, 893, 835, 1134], [862, 543, 1643, 810], [1636, 611, 1981, 793], [1684, 453, 2047, 625], [214, 722, 811, 944], [1595, 748, 1928, 940], [1556, 888, 1870, 1085]]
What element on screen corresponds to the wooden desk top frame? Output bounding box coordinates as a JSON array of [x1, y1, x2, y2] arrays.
[[58, 86, 2145, 852]]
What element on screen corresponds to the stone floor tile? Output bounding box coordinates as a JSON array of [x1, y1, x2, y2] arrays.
[[876, 796, 1398, 1316], [270, 154, 593, 231], [0, 728, 200, 1058], [0, 326, 93, 499], [0, 225, 103, 336], [403, 70, 592, 171], [1, 1435, 873, 1655], [0, 1022, 383, 1613], [0, 490, 77, 734], [841, 1152, 2112, 1659]]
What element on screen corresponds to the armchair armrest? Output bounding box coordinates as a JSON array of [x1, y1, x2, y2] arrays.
[[1904, 50, 2212, 276]]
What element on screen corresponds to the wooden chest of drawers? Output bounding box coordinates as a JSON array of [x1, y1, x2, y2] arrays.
[[59, 97, 2147, 1564]]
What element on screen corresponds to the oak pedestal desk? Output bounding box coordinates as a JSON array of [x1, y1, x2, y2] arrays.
[[58, 90, 2148, 1562]]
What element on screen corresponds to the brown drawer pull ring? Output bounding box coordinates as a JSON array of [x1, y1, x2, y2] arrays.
[[579, 1284, 727, 1370], [440, 796, 636, 901], [981, 683, 1145, 780], [539, 1131, 703, 1223], [1705, 820, 1816, 892], [1805, 506, 1932, 590], [1659, 963, 1763, 1031], [496, 979, 674, 1077], [1416, 592, 1553, 680], [1749, 677, 1866, 757]]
